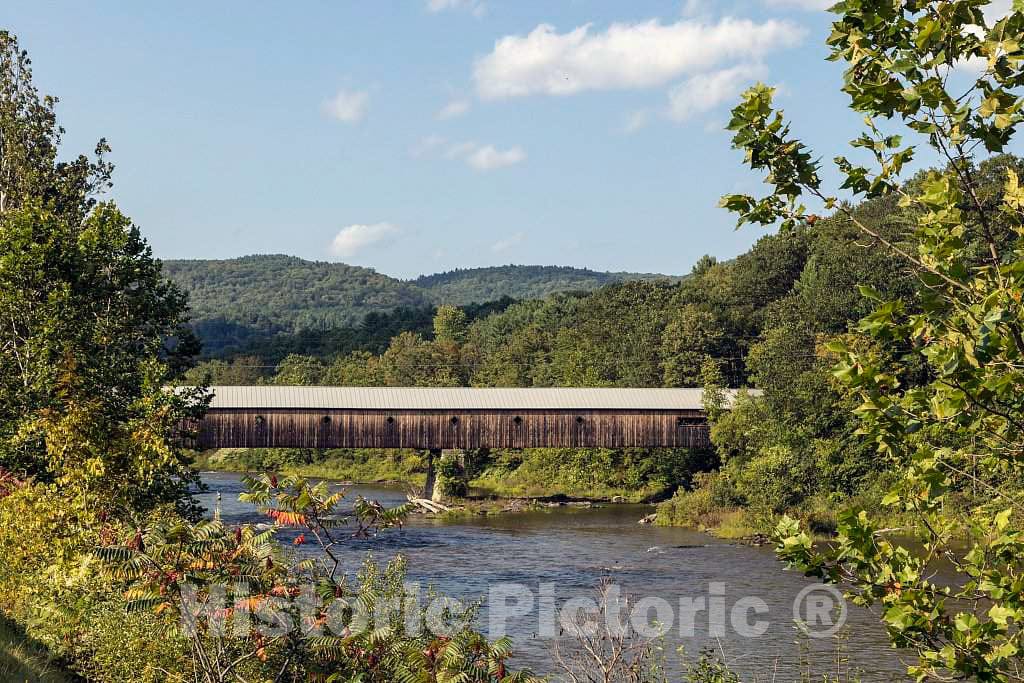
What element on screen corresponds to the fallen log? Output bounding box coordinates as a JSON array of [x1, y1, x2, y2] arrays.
[[406, 496, 452, 514]]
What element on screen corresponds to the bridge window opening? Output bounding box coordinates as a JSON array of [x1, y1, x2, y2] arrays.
[[321, 415, 331, 424], [254, 415, 265, 425], [513, 415, 522, 425], [386, 416, 395, 425], [450, 416, 459, 425], [576, 416, 585, 424]]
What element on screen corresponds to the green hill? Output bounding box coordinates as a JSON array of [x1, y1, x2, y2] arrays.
[[163, 255, 429, 356], [413, 264, 677, 305], [163, 256, 677, 357]]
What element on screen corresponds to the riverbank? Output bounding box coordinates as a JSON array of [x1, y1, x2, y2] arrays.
[[429, 494, 615, 520], [195, 450, 644, 519], [653, 479, 980, 547], [0, 615, 76, 683], [193, 447, 691, 504]]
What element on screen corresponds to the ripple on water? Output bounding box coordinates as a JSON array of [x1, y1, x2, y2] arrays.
[[196, 472, 909, 681]]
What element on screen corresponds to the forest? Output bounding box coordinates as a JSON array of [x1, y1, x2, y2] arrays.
[[187, 174, 933, 520], [165, 256, 670, 356]]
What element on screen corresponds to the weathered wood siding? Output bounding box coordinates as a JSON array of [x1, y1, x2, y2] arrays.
[[188, 408, 710, 450]]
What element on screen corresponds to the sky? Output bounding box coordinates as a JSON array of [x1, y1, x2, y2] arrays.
[[3, 1, 1015, 278]]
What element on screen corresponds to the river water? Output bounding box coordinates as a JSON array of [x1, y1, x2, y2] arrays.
[[197, 472, 909, 681]]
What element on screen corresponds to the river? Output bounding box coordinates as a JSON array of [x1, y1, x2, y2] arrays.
[[197, 472, 908, 681]]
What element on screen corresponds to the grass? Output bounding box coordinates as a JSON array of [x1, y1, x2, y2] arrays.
[[196, 448, 673, 502], [196, 448, 425, 486], [0, 616, 77, 683], [655, 500, 759, 539], [468, 473, 662, 502], [710, 509, 760, 539]]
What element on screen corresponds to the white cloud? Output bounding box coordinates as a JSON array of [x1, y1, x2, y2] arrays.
[[322, 89, 369, 123], [624, 109, 651, 133], [473, 17, 804, 99], [410, 134, 447, 158], [418, 138, 527, 171], [443, 140, 480, 160], [491, 232, 525, 253], [329, 223, 399, 258], [427, 0, 485, 16], [437, 98, 471, 119], [667, 63, 767, 121], [465, 144, 526, 170]]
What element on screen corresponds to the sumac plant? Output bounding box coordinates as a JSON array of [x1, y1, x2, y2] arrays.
[[96, 474, 537, 682], [721, 1, 1024, 680]]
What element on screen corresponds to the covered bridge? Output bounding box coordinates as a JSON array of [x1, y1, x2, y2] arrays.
[[186, 386, 752, 452]]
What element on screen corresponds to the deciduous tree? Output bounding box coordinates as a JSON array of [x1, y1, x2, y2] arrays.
[[721, 1, 1024, 678]]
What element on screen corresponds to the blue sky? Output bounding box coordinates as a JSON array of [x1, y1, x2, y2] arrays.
[[3, 1, 1013, 278]]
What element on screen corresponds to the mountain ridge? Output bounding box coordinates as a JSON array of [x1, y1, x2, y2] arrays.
[[162, 255, 680, 357]]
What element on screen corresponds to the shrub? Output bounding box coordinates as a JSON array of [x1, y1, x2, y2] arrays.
[[0, 482, 193, 681]]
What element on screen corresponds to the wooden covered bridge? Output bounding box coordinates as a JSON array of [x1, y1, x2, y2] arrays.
[[186, 386, 749, 452]]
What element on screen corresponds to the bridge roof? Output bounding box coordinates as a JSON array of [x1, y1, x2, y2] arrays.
[[200, 386, 755, 411]]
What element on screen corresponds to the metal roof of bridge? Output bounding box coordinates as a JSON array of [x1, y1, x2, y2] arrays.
[[198, 386, 756, 411]]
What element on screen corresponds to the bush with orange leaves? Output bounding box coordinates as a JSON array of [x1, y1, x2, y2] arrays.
[[94, 473, 540, 683]]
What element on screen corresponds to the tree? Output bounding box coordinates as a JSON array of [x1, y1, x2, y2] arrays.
[[0, 31, 112, 220], [184, 356, 266, 386], [0, 31, 201, 513], [660, 305, 725, 387], [690, 254, 718, 277], [432, 304, 469, 344], [721, 1, 1024, 678], [272, 354, 325, 385], [325, 350, 385, 386], [380, 332, 466, 387]]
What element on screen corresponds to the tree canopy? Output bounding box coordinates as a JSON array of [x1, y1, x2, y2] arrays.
[[719, 1, 1024, 679], [0, 29, 202, 513]]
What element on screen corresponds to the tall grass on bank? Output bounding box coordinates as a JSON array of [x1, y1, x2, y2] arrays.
[[196, 446, 698, 503], [0, 616, 76, 683]]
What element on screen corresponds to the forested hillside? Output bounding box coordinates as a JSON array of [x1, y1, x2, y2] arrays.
[[165, 256, 674, 356], [164, 255, 428, 355], [412, 265, 678, 305]]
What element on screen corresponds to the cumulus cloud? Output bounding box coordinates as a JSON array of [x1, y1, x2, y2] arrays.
[[667, 63, 767, 121], [491, 232, 525, 253], [624, 110, 651, 133], [464, 144, 526, 170], [329, 223, 399, 258], [442, 140, 479, 160], [322, 89, 369, 123], [437, 98, 471, 119], [410, 134, 447, 158], [473, 17, 803, 99], [427, 0, 485, 16], [417, 136, 527, 171]]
